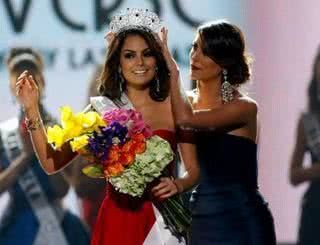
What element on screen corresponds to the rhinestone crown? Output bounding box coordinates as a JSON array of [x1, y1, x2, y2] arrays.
[[109, 8, 162, 34]]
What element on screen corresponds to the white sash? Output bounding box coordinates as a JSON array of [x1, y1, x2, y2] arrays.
[[0, 118, 68, 245], [303, 113, 320, 161], [89, 94, 133, 113]]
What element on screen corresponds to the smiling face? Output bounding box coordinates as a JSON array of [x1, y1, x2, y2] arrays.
[[119, 34, 157, 90], [189, 33, 222, 83]]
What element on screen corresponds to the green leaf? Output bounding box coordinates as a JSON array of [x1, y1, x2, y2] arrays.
[[82, 164, 105, 178]]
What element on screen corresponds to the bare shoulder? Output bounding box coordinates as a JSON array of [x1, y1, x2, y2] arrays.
[[233, 95, 258, 115]]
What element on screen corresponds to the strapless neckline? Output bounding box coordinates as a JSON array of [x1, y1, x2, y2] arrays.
[[225, 133, 257, 146], [153, 129, 175, 133]]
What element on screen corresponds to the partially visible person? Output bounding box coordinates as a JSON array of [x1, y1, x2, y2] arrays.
[[86, 64, 103, 99], [158, 20, 276, 244], [0, 48, 90, 245], [290, 48, 320, 245], [15, 9, 199, 245], [68, 64, 106, 232]]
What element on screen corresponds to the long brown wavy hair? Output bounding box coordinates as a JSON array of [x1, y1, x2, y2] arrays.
[[98, 26, 170, 105]]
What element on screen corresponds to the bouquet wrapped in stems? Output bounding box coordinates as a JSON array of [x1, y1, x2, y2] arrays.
[[47, 106, 191, 238]]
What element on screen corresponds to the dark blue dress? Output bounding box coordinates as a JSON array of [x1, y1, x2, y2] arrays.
[[0, 152, 90, 245], [190, 133, 276, 245]]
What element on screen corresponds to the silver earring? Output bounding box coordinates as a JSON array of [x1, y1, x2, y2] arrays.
[[155, 67, 160, 93], [221, 69, 233, 103], [118, 68, 124, 93]]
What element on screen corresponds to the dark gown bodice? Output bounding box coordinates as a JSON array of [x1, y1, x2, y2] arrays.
[[191, 133, 265, 215], [190, 132, 276, 245], [196, 133, 258, 187]]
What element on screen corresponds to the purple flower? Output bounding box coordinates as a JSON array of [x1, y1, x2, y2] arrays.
[[87, 122, 128, 161]]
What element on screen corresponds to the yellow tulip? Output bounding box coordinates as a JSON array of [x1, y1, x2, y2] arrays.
[[48, 105, 106, 150], [79, 111, 106, 133], [64, 124, 83, 140], [47, 125, 65, 149], [60, 106, 75, 129], [70, 135, 89, 152]]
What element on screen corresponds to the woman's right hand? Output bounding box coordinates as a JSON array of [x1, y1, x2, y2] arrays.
[[16, 70, 40, 112], [157, 27, 180, 79]]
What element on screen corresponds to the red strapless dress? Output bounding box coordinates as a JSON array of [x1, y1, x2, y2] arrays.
[[90, 130, 184, 245]]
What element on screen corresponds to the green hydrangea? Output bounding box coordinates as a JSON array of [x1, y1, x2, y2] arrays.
[[109, 135, 174, 197]]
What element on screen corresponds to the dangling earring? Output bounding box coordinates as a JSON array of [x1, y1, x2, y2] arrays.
[[155, 67, 160, 94], [221, 69, 233, 103], [118, 68, 124, 93]]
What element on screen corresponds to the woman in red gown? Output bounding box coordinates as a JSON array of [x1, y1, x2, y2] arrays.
[[91, 130, 180, 245], [15, 8, 200, 245]]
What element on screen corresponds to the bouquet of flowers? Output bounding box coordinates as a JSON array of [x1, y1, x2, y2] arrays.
[[47, 106, 191, 238]]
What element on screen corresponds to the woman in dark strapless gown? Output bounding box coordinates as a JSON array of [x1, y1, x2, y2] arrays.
[[158, 20, 276, 244], [190, 132, 275, 244]]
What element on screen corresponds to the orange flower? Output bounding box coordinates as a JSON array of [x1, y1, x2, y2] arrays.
[[105, 163, 124, 176], [121, 140, 134, 153], [108, 145, 120, 163], [133, 141, 146, 154], [119, 152, 135, 166], [131, 133, 145, 143]]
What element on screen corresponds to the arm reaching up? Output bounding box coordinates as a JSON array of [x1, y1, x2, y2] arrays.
[[16, 71, 77, 174], [158, 27, 257, 133]]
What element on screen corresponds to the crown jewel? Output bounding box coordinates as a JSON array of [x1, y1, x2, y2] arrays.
[[109, 8, 162, 34]]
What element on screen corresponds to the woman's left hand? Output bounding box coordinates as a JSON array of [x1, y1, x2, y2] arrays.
[[151, 177, 179, 200]]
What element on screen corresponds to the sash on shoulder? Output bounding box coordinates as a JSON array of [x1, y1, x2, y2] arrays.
[[303, 113, 320, 161], [0, 118, 68, 245], [89, 94, 134, 114]]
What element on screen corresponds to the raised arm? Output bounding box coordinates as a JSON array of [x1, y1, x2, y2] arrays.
[[158, 28, 256, 131], [289, 115, 320, 186], [171, 81, 256, 131], [16, 71, 76, 174]]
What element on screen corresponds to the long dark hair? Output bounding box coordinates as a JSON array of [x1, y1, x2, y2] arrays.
[[198, 20, 251, 85], [98, 26, 170, 105], [308, 49, 320, 113]]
